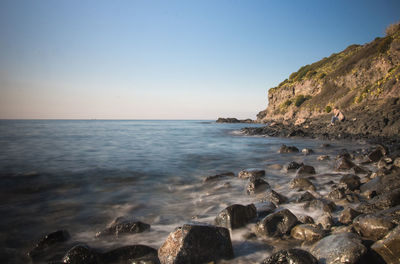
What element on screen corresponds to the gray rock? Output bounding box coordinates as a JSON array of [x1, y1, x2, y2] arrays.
[[335, 157, 355, 171], [28, 230, 70, 258], [353, 214, 395, 241], [339, 207, 362, 224], [203, 172, 235, 182], [214, 204, 257, 229], [102, 245, 159, 264], [157, 223, 233, 264], [316, 214, 334, 230], [255, 209, 298, 238], [279, 144, 299, 153], [302, 148, 314, 155], [286, 161, 303, 171], [62, 244, 100, 264], [298, 215, 315, 224], [96, 217, 150, 237], [311, 233, 367, 264], [254, 202, 276, 219], [339, 174, 361, 191], [328, 187, 346, 200], [371, 225, 400, 264], [296, 191, 316, 202], [246, 177, 270, 195], [304, 199, 336, 213], [261, 189, 288, 205], [290, 178, 316, 191], [261, 249, 318, 264], [296, 165, 316, 176], [291, 224, 325, 242], [238, 169, 265, 179]]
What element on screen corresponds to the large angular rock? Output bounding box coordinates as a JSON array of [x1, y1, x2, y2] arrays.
[[157, 223, 233, 264], [279, 144, 299, 153], [304, 199, 336, 213], [203, 172, 235, 182], [291, 224, 325, 242], [214, 204, 257, 229], [261, 189, 288, 205], [102, 245, 159, 264], [371, 225, 400, 264], [339, 174, 361, 191], [246, 177, 270, 195], [261, 249, 318, 264], [62, 244, 100, 264], [96, 217, 150, 237], [255, 209, 298, 238], [311, 233, 367, 264], [290, 178, 315, 191], [368, 146, 385, 162], [353, 214, 395, 241], [28, 230, 70, 258], [238, 169, 265, 179]]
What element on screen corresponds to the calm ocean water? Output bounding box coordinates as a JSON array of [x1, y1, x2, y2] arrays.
[[0, 120, 368, 263]]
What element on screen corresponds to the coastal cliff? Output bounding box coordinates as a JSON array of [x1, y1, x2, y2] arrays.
[[257, 22, 400, 134]]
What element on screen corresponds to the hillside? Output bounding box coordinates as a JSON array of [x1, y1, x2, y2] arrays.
[[257, 22, 400, 137]]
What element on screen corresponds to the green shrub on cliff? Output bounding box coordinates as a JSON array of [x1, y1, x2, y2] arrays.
[[325, 105, 332, 113], [294, 95, 311, 107]]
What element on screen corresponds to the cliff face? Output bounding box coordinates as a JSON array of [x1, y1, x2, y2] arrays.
[[257, 26, 400, 126]]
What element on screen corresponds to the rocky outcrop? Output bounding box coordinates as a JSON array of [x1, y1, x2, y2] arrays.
[[216, 117, 253, 123]]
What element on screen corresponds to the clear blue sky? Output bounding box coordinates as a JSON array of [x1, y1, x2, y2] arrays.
[[0, 0, 399, 119]]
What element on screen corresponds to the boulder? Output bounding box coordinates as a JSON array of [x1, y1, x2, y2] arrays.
[[316, 214, 334, 230], [102, 245, 159, 264], [304, 199, 336, 213], [353, 214, 395, 241], [261, 189, 288, 205], [371, 188, 400, 210], [254, 202, 276, 219], [96, 217, 150, 237], [279, 144, 299, 153], [238, 169, 265, 179], [291, 224, 325, 242], [255, 209, 298, 238], [62, 244, 100, 264], [368, 147, 385, 162], [296, 191, 316, 202], [328, 187, 346, 200], [352, 165, 369, 174], [157, 223, 233, 264], [371, 225, 400, 264], [311, 233, 367, 264], [335, 157, 355, 171], [290, 178, 316, 191], [214, 204, 257, 229], [203, 172, 235, 182], [360, 171, 400, 195], [261, 249, 318, 264], [339, 174, 361, 191], [339, 207, 362, 224], [296, 165, 316, 176], [246, 177, 270, 195], [28, 230, 70, 258], [286, 161, 303, 171], [302, 148, 314, 155]]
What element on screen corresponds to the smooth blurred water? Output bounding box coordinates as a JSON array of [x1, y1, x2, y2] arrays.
[[0, 120, 369, 263]]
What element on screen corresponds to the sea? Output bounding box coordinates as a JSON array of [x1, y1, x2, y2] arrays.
[[0, 120, 369, 263]]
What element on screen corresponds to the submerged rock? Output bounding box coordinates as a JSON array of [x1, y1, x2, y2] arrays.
[[246, 177, 270, 195], [261, 248, 318, 264], [296, 191, 316, 202], [203, 172, 235, 182], [214, 204, 257, 229], [371, 225, 400, 264], [157, 223, 233, 264], [28, 230, 70, 258], [62, 244, 100, 264], [317, 155, 330, 161], [296, 165, 316, 176], [335, 157, 355, 171], [291, 224, 325, 242], [286, 161, 303, 171], [279, 144, 299, 153], [255, 209, 298, 238], [96, 217, 150, 237], [238, 169, 265, 179], [290, 178, 315, 191], [311, 233, 367, 264], [102, 245, 159, 264], [368, 146, 385, 162]]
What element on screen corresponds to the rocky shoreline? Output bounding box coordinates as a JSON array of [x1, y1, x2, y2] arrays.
[[25, 135, 400, 264]]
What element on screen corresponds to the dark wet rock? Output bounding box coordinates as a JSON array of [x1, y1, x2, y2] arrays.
[[130, 254, 161, 264], [242, 231, 257, 240], [296, 191, 316, 202], [316, 214, 334, 230], [346, 193, 360, 203], [317, 155, 330, 161], [214, 204, 257, 229], [321, 143, 331, 148], [368, 146, 385, 162], [291, 224, 325, 242], [296, 165, 316, 176], [96, 217, 150, 237], [332, 225, 355, 234], [238, 169, 265, 179], [290, 178, 315, 191], [328, 187, 346, 200], [353, 214, 395, 241], [298, 215, 315, 224], [28, 230, 70, 258], [304, 199, 336, 213], [102, 245, 158, 264], [278, 144, 299, 153], [311, 233, 367, 264], [337, 149, 352, 160], [286, 161, 303, 171], [371, 188, 400, 210], [203, 172, 235, 182], [261, 248, 318, 264], [335, 157, 356, 171], [360, 170, 400, 195], [302, 148, 313, 155], [255, 209, 298, 238], [254, 202, 276, 219], [339, 174, 361, 191], [371, 225, 400, 264], [261, 189, 288, 205], [157, 223, 233, 264], [246, 177, 270, 195], [62, 244, 100, 264], [339, 207, 362, 224], [352, 165, 369, 174]]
